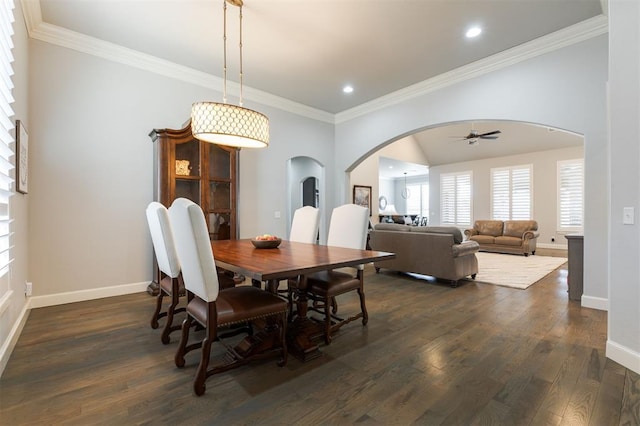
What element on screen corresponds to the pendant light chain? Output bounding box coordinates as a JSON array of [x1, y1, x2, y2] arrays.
[[222, 0, 228, 104], [238, 4, 244, 106]]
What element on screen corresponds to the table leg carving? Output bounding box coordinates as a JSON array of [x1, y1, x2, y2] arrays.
[[286, 276, 323, 361]]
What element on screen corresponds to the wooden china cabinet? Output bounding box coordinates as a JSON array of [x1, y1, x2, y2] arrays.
[[146, 121, 239, 295]]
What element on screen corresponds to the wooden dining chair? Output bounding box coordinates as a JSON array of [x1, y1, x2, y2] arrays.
[[147, 201, 236, 344], [146, 201, 184, 344], [282, 206, 321, 315], [302, 204, 370, 344], [169, 198, 288, 396]]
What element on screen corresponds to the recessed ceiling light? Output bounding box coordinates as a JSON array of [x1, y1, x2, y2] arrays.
[[343, 85, 354, 94], [466, 26, 482, 38]]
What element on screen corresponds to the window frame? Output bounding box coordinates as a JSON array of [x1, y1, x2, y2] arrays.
[[490, 164, 533, 221], [440, 171, 472, 227], [557, 158, 584, 232]]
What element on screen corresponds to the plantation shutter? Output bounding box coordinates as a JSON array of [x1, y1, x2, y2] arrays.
[[558, 159, 583, 231], [491, 169, 510, 220], [456, 173, 471, 225], [406, 184, 421, 215], [511, 167, 531, 220], [441, 171, 472, 226], [441, 175, 455, 225], [0, 1, 14, 280], [491, 165, 531, 220]]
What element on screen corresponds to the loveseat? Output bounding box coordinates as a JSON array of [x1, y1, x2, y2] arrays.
[[464, 220, 539, 256], [368, 223, 479, 287]]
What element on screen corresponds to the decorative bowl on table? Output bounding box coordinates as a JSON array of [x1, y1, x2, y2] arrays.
[[251, 235, 282, 249]]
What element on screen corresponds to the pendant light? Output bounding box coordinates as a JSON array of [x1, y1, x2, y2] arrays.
[[401, 172, 411, 199], [191, 0, 269, 149]]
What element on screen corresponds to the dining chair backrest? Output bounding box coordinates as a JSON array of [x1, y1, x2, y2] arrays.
[[146, 201, 180, 279], [327, 204, 369, 251], [289, 206, 320, 244], [168, 198, 220, 302]]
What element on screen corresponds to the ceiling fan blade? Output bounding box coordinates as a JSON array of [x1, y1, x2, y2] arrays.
[[479, 135, 499, 139], [478, 130, 501, 137]]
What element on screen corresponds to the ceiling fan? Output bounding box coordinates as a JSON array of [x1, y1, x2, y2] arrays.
[[451, 130, 501, 145]]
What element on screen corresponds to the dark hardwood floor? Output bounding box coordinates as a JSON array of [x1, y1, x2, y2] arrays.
[[1, 261, 639, 425]]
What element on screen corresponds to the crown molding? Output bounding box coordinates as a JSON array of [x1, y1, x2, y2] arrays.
[[19, 0, 334, 124], [335, 15, 609, 123], [20, 0, 607, 126]]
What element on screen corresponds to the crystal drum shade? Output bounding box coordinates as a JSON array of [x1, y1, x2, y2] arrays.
[[191, 102, 269, 149]]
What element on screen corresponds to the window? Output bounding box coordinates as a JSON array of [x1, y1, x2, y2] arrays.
[[440, 171, 472, 226], [405, 183, 429, 218], [491, 165, 532, 220], [558, 159, 583, 231], [0, 1, 14, 313]]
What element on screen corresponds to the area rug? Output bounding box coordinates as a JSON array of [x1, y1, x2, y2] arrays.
[[471, 252, 567, 289]]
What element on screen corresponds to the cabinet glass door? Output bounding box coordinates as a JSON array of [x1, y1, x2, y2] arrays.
[[207, 143, 234, 240], [209, 144, 230, 179], [175, 139, 201, 204]]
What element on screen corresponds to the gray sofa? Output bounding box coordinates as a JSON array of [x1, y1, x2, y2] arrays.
[[368, 223, 479, 287]]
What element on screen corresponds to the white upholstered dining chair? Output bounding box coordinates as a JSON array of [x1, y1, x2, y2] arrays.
[[146, 201, 184, 344], [301, 203, 370, 344], [289, 206, 320, 244], [169, 198, 288, 396]]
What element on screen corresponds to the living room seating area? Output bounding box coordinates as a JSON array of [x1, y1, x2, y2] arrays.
[[464, 220, 539, 256], [368, 223, 479, 287]]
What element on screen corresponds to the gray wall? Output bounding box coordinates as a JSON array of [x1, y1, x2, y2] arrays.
[[607, 0, 640, 373], [335, 36, 608, 307], [27, 39, 334, 302]]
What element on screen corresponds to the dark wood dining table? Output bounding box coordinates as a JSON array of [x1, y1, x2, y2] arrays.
[[211, 239, 395, 361]]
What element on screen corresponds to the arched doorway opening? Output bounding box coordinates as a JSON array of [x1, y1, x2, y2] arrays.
[[286, 156, 325, 243], [349, 119, 584, 250]]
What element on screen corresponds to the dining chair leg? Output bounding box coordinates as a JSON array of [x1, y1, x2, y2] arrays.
[[161, 278, 180, 344], [331, 297, 338, 314], [194, 303, 217, 396], [175, 314, 193, 368], [150, 288, 165, 329], [358, 287, 368, 326]]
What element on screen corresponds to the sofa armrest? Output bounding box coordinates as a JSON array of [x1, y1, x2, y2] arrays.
[[464, 229, 477, 238], [452, 241, 480, 258], [523, 231, 540, 240]]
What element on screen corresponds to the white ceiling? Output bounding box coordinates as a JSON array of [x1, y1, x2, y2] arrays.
[[27, 1, 596, 167], [35, 0, 604, 114]]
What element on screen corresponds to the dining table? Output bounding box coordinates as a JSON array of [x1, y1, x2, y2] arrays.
[[211, 239, 395, 361]]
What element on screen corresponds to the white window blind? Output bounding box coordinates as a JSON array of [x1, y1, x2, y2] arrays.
[[558, 159, 583, 231], [406, 183, 429, 217], [441, 172, 471, 226], [406, 184, 421, 215], [0, 1, 14, 280], [491, 165, 531, 220]]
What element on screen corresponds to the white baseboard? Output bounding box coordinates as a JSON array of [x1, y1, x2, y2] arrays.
[[581, 295, 609, 311], [537, 242, 568, 250], [607, 340, 640, 375], [0, 302, 30, 378], [28, 281, 150, 309]]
